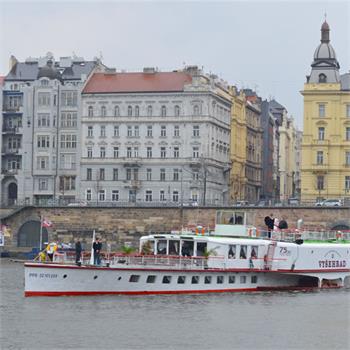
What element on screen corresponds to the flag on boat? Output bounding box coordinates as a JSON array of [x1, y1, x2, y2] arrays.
[[42, 218, 53, 228]]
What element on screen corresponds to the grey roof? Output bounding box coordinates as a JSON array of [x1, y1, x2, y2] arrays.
[[314, 43, 337, 60], [340, 73, 350, 90], [268, 99, 286, 111], [6, 60, 97, 81]]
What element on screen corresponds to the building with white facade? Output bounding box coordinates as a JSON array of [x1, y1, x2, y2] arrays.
[[1, 53, 100, 206], [80, 67, 232, 206]]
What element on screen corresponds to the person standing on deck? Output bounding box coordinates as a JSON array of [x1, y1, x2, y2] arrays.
[[75, 240, 82, 264], [93, 237, 102, 265]]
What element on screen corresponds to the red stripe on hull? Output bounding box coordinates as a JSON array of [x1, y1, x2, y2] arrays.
[[25, 288, 258, 297]]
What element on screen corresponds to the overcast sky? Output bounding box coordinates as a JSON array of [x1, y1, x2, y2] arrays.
[[0, 0, 349, 128]]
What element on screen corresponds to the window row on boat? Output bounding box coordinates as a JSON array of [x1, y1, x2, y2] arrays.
[[129, 274, 258, 285], [140, 236, 262, 260]]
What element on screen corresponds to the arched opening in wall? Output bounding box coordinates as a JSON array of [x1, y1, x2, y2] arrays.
[[8, 182, 18, 205], [331, 225, 350, 231], [17, 221, 48, 248]]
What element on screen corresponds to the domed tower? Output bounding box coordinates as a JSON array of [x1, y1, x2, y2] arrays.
[[37, 59, 63, 83], [307, 20, 340, 83]]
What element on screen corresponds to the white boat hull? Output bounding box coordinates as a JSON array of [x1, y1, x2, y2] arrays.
[[24, 263, 347, 297]]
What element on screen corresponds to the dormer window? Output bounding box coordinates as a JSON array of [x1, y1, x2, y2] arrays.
[[319, 73, 327, 83], [41, 79, 49, 87]]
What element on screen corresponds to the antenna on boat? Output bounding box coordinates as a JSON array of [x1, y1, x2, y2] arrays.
[[90, 229, 96, 265]]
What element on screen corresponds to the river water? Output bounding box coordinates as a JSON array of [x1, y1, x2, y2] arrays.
[[0, 259, 349, 350]]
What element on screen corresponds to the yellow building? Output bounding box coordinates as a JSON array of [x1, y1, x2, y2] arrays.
[[229, 87, 247, 203], [301, 21, 350, 203]]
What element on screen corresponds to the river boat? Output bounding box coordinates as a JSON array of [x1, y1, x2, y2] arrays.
[[24, 210, 350, 296]]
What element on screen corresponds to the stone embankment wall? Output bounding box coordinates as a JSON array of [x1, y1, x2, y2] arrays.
[[1, 206, 349, 250]]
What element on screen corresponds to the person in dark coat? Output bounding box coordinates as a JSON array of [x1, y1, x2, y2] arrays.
[[93, 237, 102, 265], [264, 214, 274, 238], [75, 240, 82, 264]]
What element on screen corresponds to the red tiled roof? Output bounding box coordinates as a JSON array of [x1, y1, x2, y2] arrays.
[[83, 72, 192, 94]]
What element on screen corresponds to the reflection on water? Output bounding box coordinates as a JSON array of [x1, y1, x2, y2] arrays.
[[1, 260, 349, 350]]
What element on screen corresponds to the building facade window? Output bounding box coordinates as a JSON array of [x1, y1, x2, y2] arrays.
[[318, 73, 327, 83], [99, 168, 105, 181], [114, 125, 119, 137], [114, 106, 120, 117], [147, 125, 153, 137], [319, 104, 325, 117], [126, 168, 132, 180], [160, 190, 165, 201], [346, 151, 350, 166], [87, 147, 92, 158], [37, 156, 49, 169], [147, 105, 152, 117], [147, 147, 152, 158], [38, 92, 50, 106], [88, 126, 93, 137], [145, 190, 153, 202], [160, 168, 165, 181], [37, 135, 50, 148], [61, 91, 77, 107], [147, 168, 152, 181], [193, 105, 199, 116], [98, 190, 106, 202], [37, 113, 50, 127], [193, 146, 199, 158], [112, 190, 119, 201], [127, 126, 132, 137], [173, 190, 179, 202], [135, 106, 139, 117], [59, 176, 76, 191], [174, 105, 180, 117], [318, 127, 325, 140], [113, 147, 119, 158], [160, 125, 166, 137], [127, 147, 132, 158], [193, 125, 200, 137], [173, 168, 179, 181], [316, 151, 324, 165], [60, 154, 76, 170], [87, 168, 92, 181], [60, 112, 77, 127], [346, 127, 350, 141], [100, 147, 106, 158], [174, 125, 180, 137], [134, 126, 139, 137], [110, 168, 118, 181], [134, 147, 139, 158], [60, 134, 77, 149], [128, 106, 132, 117], [100, 125, 106, 137], [161, 106, 166, 117], [88, 106, 93, 117], [317, 175, 324, 190], [101, 106, 106, 117], [38, 178, 48, 191], [86, 189, 92, 201], [174, 147, 179, 158], [160, 147, 166, 158], [345, 176, 350, 190], [347, 104, 350, 118]]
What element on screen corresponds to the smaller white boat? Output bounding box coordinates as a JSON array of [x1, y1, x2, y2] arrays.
[[24, 210, 350, 296]]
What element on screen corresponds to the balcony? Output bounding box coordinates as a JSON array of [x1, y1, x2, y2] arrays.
[[2, 126, 22, 134], [311, 163, 329, 173], [313, 139, 329, 146], [1, 168, 19, 176], [1, 148, 21, 155], [123, 180, 141, 189], [2, 105, 23, 113]]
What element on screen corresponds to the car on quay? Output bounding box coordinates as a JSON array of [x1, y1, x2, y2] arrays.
[[315, 199, 342, 207]]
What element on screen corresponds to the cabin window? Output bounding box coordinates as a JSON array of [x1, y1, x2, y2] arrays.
[[162, 276, 171, 284], [217, 276, 224, 284], [239, 245, 247, 259], [141, 240, 154, 255], [169, 240, 179, 255], [129, 275, 140, 283], [228, 245, 236, 259], [251, 276, 258, 284], [251, 246, 258, 259], [228, 212, 244, 225], [157, 240, 167, 255], [228, 275, 235, 284], [204, 276, 212, 284], [146, 275, 156, 283], [191, 276, 199, 284], [181, 241, 194, 257], [177, 276, 186, 284], [240, 276, 246, 284], [196, 242, 207, 256]]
